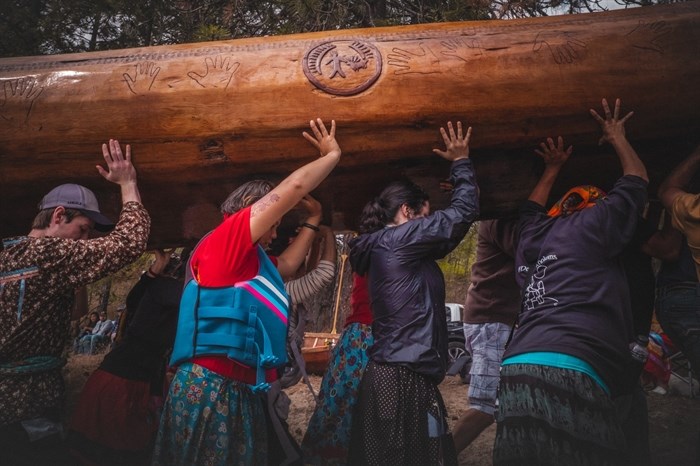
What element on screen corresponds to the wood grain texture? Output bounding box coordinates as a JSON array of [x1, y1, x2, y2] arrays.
[[1, 2, 699, 246]]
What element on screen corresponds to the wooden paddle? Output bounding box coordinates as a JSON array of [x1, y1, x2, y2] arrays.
[[330, 252, 348, 335]]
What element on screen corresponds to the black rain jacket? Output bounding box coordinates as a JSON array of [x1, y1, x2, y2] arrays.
[[349, 159, 479, 383]]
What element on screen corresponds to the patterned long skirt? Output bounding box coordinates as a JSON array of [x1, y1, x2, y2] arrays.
[[494, 363, 626, 466], [301, 323, 373, 465], [151, 362, 267, 466], [347, 361, 458, 466]]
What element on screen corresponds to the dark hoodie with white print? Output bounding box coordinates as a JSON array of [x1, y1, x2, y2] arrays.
[[349, 158, 479, 383]]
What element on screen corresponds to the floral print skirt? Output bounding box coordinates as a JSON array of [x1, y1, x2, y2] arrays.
[[152, 362, 267, 466], [301, 322, 373, 465]]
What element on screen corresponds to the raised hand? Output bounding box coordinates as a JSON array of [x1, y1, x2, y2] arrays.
[[433, 121, 472, 161], [96, 139, 137, 187], [589, 98, 633, 146], [534, 136, 573, 168], [528, 136, 571, 206], [303, 118, 341, 158], [297, 194, 322, 221]]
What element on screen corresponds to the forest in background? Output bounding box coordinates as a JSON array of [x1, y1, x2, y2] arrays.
[[1, 0, 667, 58]]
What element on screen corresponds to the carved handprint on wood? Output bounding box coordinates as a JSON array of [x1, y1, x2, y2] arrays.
[[0, 77, 44, 124], [533, 32, 587, 65], [188, 56, 240, 89], [123, 61, 161, 95], [440, 37, 483, 61], [626, 20, 672, 54], [387, 43, 441, 75]]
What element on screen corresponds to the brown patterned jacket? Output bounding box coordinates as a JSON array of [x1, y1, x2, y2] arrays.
[[0, 201, 150, 426]]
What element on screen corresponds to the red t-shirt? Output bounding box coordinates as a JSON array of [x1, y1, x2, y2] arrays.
[[190, 206, 259, 286], [189, 206, 277, 383], [344, 273, 373, 327]]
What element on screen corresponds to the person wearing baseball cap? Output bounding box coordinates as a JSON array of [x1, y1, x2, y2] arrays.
[[0, 139, 151, 465], [36, 183, 115, 233]]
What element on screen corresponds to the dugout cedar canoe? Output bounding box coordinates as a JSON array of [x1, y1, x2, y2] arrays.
[[1, 2, 700, 247]]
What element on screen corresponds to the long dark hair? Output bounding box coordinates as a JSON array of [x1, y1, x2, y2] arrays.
[[358, 180, 429, 234]]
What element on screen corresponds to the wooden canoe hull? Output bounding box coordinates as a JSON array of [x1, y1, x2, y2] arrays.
[[1, 3, 699, 245]]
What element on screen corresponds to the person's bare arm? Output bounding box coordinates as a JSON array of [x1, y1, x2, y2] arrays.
[[249, 119, 341, 242], [590, 98, 648, 182], [145, 249, 172, 278], [305, 230, 323, 271], [277, 196, 323, 279], [658, 144, 700, 212], [528, 136, 572, 207], [318, 226, 338, 263]]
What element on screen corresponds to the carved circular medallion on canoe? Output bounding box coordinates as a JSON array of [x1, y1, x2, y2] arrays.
[[303, 41, 382, 96]]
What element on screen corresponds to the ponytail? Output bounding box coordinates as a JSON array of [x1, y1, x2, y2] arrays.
[[358, 199, 388, 234], [358, 180, 429, 234]]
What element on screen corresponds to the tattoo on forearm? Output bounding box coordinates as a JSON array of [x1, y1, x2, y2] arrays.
[[251, 193, 280, 217]]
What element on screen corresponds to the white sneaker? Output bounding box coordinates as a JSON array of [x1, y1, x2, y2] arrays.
[[650, 385, 667, 395]]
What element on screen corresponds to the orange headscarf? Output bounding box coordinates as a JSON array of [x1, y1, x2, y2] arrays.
[[547, 185, 607, 217]]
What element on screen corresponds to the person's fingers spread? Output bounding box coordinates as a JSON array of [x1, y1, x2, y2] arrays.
[[102, 143, 112, 162], [439, 127, 450, 146], [303, 132, 320, 149], [317, 118, 329, 137]]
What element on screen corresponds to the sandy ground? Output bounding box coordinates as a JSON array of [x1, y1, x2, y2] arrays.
[[64, 354, 700, 466]]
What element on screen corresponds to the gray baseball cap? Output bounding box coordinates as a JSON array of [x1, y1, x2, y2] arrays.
[[38, 184, 115, 232]]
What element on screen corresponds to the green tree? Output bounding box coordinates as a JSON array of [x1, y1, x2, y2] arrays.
[[0, 0, 670, 57], [0, 0, 47, 56], [439, 222, 479, 302]]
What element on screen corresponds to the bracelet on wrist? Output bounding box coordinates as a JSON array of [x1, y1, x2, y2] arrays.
[[301, 222, 320, 232]]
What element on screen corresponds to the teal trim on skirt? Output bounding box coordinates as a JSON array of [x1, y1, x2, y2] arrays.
[[502, 351, 610, 394]]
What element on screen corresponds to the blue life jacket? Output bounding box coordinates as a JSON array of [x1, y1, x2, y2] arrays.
[[170, 246, 289, 391]]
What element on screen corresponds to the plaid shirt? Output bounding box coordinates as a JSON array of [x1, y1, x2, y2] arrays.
[[0, 201, 150, 426]]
